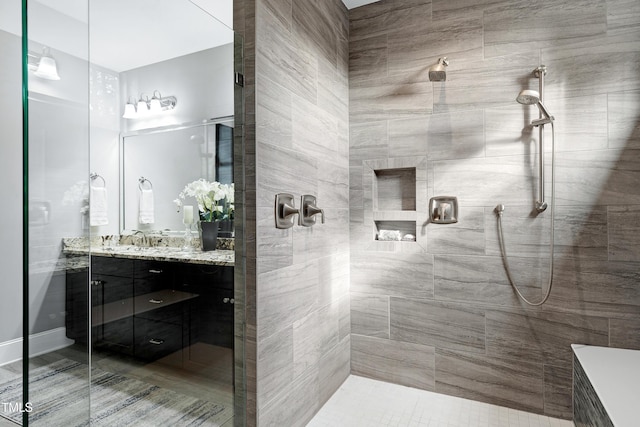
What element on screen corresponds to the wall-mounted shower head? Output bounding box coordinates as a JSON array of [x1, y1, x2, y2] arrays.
[[516, 89, 554, 124], [429, 57, 449, 82]]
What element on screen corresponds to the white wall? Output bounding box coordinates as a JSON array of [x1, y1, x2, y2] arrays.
[[0, 10, 90, 359], [0, 28, 24, 344]]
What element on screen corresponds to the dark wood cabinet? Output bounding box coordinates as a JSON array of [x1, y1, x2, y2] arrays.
[[66, 255, 233, 362], [176, 263, 234, 348]]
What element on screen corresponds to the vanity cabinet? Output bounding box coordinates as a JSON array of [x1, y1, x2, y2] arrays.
[[65, 255, 233, 362], [91, 257, 135, 355], [176, 263, 234, 349]]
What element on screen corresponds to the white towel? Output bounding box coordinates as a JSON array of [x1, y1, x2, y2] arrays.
[[139, 189, 155, 224], [377, 230, 402, 241], [90, 186, 109, 226]]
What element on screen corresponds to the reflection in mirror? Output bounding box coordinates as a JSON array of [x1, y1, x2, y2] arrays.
[[121, 117, 233, 233]]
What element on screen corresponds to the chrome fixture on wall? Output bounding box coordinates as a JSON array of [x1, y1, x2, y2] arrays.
[[429, 196, 458, 224], [515, 66, 555, 213], [495, 65, 557, 306], [428, 57, 449, 82], [275, 193, 299, 229], [27, 47, 60, 80], [123, 90, 177, 119], [299, 195, 325, 226]]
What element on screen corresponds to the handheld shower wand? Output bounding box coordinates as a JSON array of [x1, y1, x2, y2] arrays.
[[516, 89, 554, 127], [496, 65, 557, 306]]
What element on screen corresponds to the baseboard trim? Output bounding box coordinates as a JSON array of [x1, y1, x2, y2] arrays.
[[0, 328, 75, 366]]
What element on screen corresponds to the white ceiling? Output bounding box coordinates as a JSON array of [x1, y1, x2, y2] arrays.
[[0, 0, 233, 72], [88, 0, 233, 72], [0, 0, 379, 72]]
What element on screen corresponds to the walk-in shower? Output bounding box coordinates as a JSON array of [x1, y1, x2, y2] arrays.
[[495, 65, 556, 306]]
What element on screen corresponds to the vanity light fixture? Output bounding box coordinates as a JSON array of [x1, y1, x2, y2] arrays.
[[27, 47, 61, 81], [122, 90, 177, 119]]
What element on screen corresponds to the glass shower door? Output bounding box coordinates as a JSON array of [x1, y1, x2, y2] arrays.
[[26, 0, 91, 425]]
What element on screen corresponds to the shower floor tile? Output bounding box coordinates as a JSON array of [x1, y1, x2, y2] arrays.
[[307, 375, 573, 427]]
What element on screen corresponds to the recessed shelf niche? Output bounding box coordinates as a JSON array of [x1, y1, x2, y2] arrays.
[[374, 167, 416, 211], [364, 157, 426, 246]]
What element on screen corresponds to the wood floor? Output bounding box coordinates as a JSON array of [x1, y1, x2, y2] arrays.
[[0, 342, 234, 426]]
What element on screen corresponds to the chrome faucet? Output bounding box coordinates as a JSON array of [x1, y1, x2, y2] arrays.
[[132, 230, 149, 247]]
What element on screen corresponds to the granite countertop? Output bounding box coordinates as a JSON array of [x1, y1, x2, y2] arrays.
[[62, 236, 234, 267], [64, 245, 234, 266]]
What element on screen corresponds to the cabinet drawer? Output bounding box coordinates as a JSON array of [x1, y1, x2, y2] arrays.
[[92, 256, 133, 277], [134, 260, 170, 279], [134, 317, 182, 360], [176, 264, 233, 290], [134, 296, 185, 324], [134, 261, 172, 296]]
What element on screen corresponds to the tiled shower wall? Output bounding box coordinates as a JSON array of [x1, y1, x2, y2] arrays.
[[236, 0, 351, 425], [349, 0, 640, 420]]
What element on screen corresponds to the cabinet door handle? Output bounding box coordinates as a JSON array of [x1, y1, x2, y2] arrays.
[[149, 298, 164, 304], [149, 269, 163, 274], [149, 338, 165, 345], [91, 280, 104, 286]]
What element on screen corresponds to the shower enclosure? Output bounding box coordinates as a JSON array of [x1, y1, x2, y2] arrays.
[[0, 1, 244, 425]]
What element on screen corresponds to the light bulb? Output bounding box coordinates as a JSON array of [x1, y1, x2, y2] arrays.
[[136, 99, 149, 116], [122, 102, 137, 119], [34, 55, 60, 80], [149, 96, 162, 113]]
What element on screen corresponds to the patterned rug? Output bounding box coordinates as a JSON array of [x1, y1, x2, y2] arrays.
[[0, 359, 232, 426]]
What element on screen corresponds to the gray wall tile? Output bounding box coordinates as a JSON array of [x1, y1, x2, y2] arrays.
[[542, 32, 640, 100], [256, 326, 293, 411], [483, 0, 607, 59], [319, 337, 351, 405], [546, 259, 640, 319], [434, 254, 546, 307], [390, 298, 486, 353], [257, 258, 319, 342], [606, 0, 640, 33], [346, 0, 640, 421], [350, 75, 434, 123], [352, 334, 435, 390], [351, 293, 389, 338], [608, 90, 640, 149], [428, 207, 485, 255], [485, 309, 609, 365], [554, 149, 640, 207], [435, 349, 544, 413], [608, 205, 640, 261], [349, 0, 431, 42], [544, 363, 573, 419], [610, 318, 640, 350], [426, 110, 485, 160], [351, 251, 433, 298], [252, 0, 351, 424], [388, 116, 428, 158]]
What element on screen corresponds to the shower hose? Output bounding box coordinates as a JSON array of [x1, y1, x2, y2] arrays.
[[495, 122, 556, 306]]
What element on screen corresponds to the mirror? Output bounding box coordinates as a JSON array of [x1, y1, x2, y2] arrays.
[[82, 0, 236, 235], [121, 117, 233, 233]]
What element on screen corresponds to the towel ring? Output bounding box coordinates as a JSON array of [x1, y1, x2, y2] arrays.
[[138, 177, 153, 191], [90, 173, 106, 187]]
